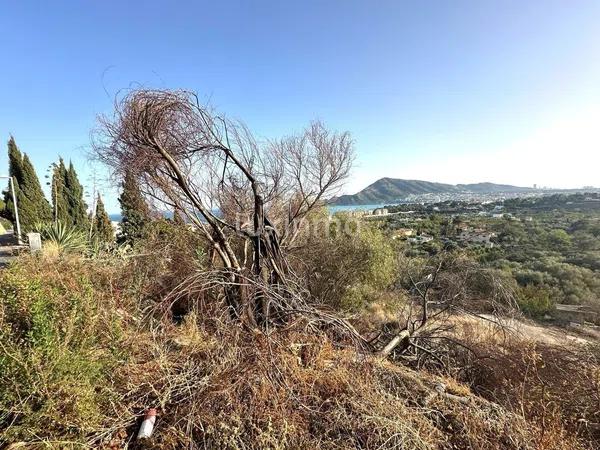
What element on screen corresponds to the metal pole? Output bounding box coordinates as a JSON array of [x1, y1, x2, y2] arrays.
[[10, 176, 22, 245], [54, 181, 58, 224], [89, 194, 96, 239]]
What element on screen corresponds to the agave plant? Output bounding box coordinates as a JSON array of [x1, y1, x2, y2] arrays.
[[35, 221, 88, 253]]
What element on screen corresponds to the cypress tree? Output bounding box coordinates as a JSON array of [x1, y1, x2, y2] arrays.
[[63, 161, 89, 230], [51, 158, 70, 224], [7, 137, 24, 180], [93, 193, 114, 243], [118, 171, 150, 245], [21, 154, 52, 223], [3, 137, 52, 232], [3, 136, 24, 222]]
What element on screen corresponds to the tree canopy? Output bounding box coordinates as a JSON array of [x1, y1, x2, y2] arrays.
[[50, 158, 89, 230], [3, 137, 52, 232], [117, 170, 151, 245], [92, 193, 114, 243]]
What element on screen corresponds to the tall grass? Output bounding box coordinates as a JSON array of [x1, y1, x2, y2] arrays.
[[0, 257, 129, 446]]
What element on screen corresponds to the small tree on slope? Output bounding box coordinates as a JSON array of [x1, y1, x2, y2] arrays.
[[3, 137, 52, 232], [64, 162, 89, 230], [93, 193, 114, 243], [117, 170, 151, 246]]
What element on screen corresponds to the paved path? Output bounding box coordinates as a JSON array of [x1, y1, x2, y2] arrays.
[[0, 231, 21, 268]]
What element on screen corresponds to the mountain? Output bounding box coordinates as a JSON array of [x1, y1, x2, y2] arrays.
[[330, 178, 533, 205], [455, 182, 533, 193]]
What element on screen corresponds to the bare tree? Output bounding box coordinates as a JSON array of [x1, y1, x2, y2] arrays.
[[95, 89, 354, 326], [374, 253, 519, 367]]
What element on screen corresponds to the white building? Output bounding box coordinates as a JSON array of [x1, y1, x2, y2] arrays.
[[456, 229, 496, 248], [372, 208, 389, 216], [408, 234, 434, 244]]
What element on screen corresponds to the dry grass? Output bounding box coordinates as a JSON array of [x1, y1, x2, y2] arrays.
[[0, 254, 595, 449], [441, 316, 600, 449], [111, 312, 538, 449]]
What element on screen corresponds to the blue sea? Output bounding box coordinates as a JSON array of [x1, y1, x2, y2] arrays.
[[109, 204, 389, 222], [109, 204, 386, 222], [327, 204, 387, 213], [109, 212, 174, 221]]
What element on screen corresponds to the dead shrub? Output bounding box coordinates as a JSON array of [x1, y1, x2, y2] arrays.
[[445, 319, 600, 449], [110, 309, 538, 449], [1, 254, 590, 449]]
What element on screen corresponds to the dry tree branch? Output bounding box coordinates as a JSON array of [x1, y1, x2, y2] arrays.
[[94, 88, 355, 329]]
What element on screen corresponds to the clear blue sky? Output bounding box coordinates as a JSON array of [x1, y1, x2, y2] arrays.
[[1, 1, 599, 213]]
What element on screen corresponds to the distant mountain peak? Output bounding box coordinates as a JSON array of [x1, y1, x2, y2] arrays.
[[330, 178, 533, 205]]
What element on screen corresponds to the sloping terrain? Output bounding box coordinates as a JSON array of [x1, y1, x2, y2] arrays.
[[331, 178, 533, 205]]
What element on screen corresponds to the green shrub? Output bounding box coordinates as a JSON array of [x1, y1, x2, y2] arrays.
[[517, 285, 554, 318], [0, 217, 11, 230], [35, 221, 88, 254], [0, 258, 126, 444], [294, 216, 399, 311]]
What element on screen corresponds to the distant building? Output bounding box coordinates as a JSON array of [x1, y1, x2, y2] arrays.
[[392, 228, 414, 239], [491, 213, 515, 220], [112, 221, 121, 236], [345, 209, 370, 218], [372, 208, 389, 216], [456, 229, 496, 248], [408, 234, 433, 244]]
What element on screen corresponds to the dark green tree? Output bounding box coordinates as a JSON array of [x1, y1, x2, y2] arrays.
[[93, 194, 114, 243], [118, 171, 150, 245], [3, 137, 52, 232], [20, 154, 52, 223], [63, 161, 89, 230], [3, 136, 24, 222], [50, 158, 70, 224]]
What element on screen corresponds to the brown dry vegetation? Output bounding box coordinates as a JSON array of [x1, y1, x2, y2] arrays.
[[449, 318, 600, 448], [1, 244, 599, 449]]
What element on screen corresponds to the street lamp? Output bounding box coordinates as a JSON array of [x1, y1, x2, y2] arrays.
[[85, 190, 97, 238], [0, 176, 22, 245], [45, 162, 59, 224]]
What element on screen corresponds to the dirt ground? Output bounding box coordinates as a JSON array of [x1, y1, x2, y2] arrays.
[[467, 313, 599, 346]]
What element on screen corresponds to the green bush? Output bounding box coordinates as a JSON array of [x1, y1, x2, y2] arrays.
[[35, 220, 89, 254], [0, 217, 11, 230], [517, 285, 554, 318], [0, 258, 126, 444], [294, 215, 399, 311]]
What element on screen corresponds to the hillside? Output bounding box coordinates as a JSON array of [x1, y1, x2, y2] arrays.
[[455, 182, 533, 193], [331, 177, 533, 205]]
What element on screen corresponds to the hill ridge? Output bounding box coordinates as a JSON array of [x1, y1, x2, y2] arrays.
[[331, 178, 533, 205]]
